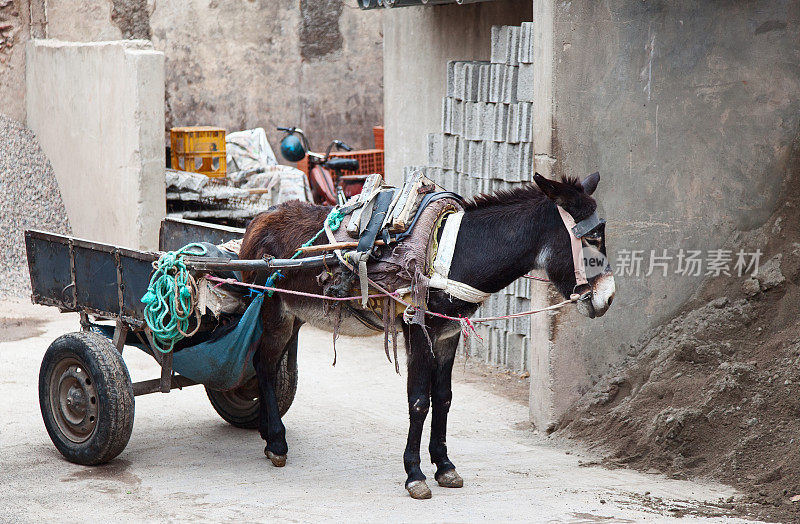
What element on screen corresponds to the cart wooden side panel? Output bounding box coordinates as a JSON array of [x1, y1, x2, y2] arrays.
[[25, 230, 157, 324]]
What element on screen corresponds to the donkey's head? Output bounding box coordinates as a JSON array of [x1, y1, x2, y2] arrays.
[[533, 173, 615, 318]]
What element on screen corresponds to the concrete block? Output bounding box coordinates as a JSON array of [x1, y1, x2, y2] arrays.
[[453, 61, 467, 100], [492, 103, 509, 142], [442, 168, 457, 192], [482, 143, 493, 179], [514, 299, 530, 334], [506, 103, 519, 143], [26, 39, 165, 250], [443, 134, 458, 169], [453, 99, 464, 136], [520, 142, 534, 181], [518, 22, 534, 64], [470, 176, 481, 199], [518, 102, 533, 142], [502, 65, 519, 104], [478, 63, 491, 102], [465, 103, 485, 141], [517, 62, 535, 102], [506, 143, 521, 182], [458, 173, 469, 197], [464, 62, 481, 102], [521, 276, 531, 298], [463, 102, 476, 140], [481, 103, 494, 142], [470, 140, 483, 177], [494, 142, 508, 178], [490, 25, 506, 64], [504, 294, 514, 331], [494, 329, 505, 365], [427, 133, 443, 168], [506, 26, 520, 67], [522, 337, 530, 373], [489, 63, 505, 103], [441, 97, 453, 135], [457, 136, 468, 173], [506, 333, 525, 371], [446, 60, 456, 98]]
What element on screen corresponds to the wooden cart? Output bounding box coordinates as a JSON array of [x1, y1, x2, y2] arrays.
[[25, 218, 335, 465]]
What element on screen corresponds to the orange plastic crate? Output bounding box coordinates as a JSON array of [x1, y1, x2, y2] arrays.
[[170, 126, 227, 178], [373, 126, 384, 150]]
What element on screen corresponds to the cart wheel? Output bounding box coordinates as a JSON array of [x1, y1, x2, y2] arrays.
[[206, 338, 298, 428], [39, 332, 135, 465]]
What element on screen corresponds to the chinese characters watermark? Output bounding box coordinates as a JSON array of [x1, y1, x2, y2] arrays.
[[614, 249, 762, 278]]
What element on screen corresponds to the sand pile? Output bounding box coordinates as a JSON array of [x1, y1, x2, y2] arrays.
[[559, 148, 800, 522]]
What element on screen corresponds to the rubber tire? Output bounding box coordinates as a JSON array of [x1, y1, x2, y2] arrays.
[[39, 332, 135, 465], [206, 344, 298, 429]]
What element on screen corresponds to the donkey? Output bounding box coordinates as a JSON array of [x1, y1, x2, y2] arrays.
[[239, 172, 615, 499]]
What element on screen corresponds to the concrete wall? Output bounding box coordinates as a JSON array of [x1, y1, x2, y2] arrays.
[[533, 0, 800, 427], [383, 0, 800, 430], [26, 0, 384, 150], [26, 39, 166, 250], [382, 0, 532, 184]]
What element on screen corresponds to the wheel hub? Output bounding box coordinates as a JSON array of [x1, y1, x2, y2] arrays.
[[49, 358, 99, 443]]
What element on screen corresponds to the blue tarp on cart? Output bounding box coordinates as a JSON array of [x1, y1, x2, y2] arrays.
[[172, 294, 263, 391]]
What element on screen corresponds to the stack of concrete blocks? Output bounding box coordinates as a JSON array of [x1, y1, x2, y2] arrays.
[[421, 23, 535, 372]]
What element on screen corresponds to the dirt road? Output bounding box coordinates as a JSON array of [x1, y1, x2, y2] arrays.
[[1, 301, 752, 522]]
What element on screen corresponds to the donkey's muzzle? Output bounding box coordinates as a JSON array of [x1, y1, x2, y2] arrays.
[[590, 272, 616, 317]]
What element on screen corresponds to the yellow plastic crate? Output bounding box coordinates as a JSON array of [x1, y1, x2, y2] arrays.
[[170, 126, 227, 178]]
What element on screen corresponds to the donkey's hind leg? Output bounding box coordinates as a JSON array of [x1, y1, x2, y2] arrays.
[[429, 333, 463, 488], [253, 309, 298, 467], [402, 324, 435, 499]]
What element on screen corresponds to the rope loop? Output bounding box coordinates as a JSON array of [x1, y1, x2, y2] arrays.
[[141, 242, 207, 353]]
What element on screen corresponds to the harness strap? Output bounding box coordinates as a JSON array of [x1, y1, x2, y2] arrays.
[[429, 210, 491, 304], [556, 205, 589, 287]]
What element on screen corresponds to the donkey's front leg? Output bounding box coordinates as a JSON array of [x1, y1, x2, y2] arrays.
[[403, 324, 434, 499], [429, 333, 463, 488]]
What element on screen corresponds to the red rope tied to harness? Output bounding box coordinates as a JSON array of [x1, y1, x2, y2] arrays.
[[205, 274, 577, 325], [522, 274, 550, 282]]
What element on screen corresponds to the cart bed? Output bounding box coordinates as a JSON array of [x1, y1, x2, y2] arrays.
[[25, 218, 246, 324]]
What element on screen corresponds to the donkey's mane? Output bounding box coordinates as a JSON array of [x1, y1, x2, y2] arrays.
[[463, 176, 583, 210]]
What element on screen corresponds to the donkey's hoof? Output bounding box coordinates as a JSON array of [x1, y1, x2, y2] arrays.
[[406, 480, 432, 499], [265, 449, 287, 467], [435, 469, 464, 488]]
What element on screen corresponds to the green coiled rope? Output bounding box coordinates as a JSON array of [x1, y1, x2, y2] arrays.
[[141, 242, 207, 353]]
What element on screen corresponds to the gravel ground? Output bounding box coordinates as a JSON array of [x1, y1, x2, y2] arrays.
[[0, 115, 70, 299]]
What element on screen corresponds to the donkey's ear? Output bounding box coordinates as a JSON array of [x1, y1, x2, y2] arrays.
[[581, 172, 600, 195], [534, 173, 571, 206]]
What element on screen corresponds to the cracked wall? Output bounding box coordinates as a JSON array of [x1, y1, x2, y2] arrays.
[[3, 0, 383, 150]]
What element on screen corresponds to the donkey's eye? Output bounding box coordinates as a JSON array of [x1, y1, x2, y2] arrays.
[[583, 234, 602, 248]]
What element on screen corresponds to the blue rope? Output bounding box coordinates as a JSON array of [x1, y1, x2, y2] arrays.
[[141, 243, 207, 353]]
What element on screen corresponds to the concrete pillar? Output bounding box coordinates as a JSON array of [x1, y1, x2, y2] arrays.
[[26, 39, 165, 250], [527, 0, 556, 430]]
